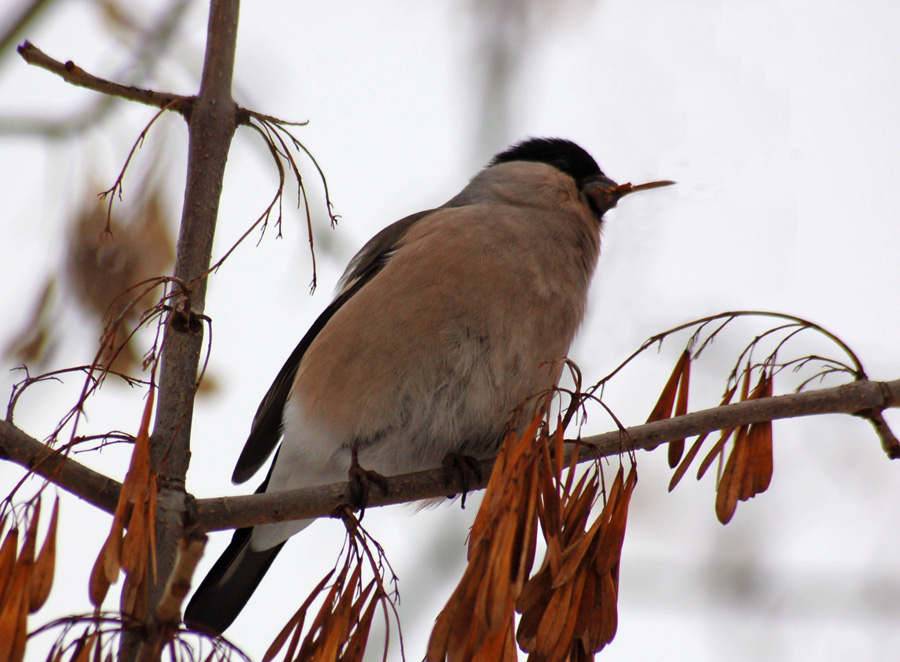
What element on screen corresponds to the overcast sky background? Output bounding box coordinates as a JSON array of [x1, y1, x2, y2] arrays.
[[2, 1, 899, 660]]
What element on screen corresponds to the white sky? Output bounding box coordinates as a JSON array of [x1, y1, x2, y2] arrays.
[[1, 1, 899, 660]]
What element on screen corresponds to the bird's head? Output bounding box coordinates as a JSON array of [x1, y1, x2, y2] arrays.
[[491, 137, 675, 221]]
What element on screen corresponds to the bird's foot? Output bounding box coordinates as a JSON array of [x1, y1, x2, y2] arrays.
[[347, 448, 389, 518], [442, 452, 484, 509]]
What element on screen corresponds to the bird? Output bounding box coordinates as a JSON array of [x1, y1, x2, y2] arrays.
[[184, 137, 673, 633]]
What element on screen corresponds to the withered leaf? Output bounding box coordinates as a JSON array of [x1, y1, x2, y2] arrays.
[[428, 417, 544, 662], [0, 558, 29, 662], [341, 584, 379, 662], [69, 630, 97, 662], [90, 386, 156, 612], [533, 580, 576, 660], [560, 471, 597, 542], [697, 426, 736, 481], [515, 567, 551, 650], [121, 503, 147, 578], [481, 513, 517, 629], [668, 350, 692, 467], [586, 571, 619, 651], [596, 467, 637, 576], [715, 371, 773, 524], [741, 375, 774, 498], [120, 565, 148, 620], [303, 562, 351, 648], [695, 382, 741, 480], [17, 504, 39, 571], [670, 383, 738, 489], [0, 527, 19, 609], [88, 536, 114, 607], [318, 564, 361, 659], [552, 516, 602, 590], [647, 350, 689, 424], [572, 567, 597, 652], [263, 570, 333, 662], [744, 420, 773, 497], [472, 625, 513, 662], [715, 425, 750, 524], [668, 431, 709, 491], [29, 498, 59, 612]]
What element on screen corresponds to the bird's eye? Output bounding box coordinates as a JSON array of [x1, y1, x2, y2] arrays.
[[554, 158, 569, 171]]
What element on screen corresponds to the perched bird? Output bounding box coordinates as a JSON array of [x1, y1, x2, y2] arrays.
[[185, 138, 672, 633]]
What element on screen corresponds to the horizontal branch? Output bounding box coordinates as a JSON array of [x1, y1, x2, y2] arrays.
[[194, 377, 900, 532], [0, 419, 122, 514], [16, 41, 193, 113], [3, 379, 897, 528]]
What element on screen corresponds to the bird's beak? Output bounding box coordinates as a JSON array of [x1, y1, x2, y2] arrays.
[[585, 176, 676, 218]]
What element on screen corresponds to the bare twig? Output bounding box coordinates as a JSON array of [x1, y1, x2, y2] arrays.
[[98, 104, 180, 225], [16, 41, 193, 115], [596, 311, 867, 391], [6, 364, 150, 422], [27, 611, 249, 662], [2, 0, 190, 138]]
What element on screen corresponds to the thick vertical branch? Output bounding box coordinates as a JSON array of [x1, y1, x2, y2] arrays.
[[140, 0, 240, 644]]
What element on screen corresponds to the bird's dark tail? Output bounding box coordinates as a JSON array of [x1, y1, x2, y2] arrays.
[[185, 467, 284, 634], [184, 525, 285, 634]]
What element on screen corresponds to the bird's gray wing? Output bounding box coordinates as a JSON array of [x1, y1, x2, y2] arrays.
[[230, 209, 435, 484], [335, 208, 434, 294]]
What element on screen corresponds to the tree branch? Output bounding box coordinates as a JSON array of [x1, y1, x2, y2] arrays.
[[132, 0, 240, 649], [193, 377, 900, 532], [0, 419, 121, 514], [16, 41, 193, 115]]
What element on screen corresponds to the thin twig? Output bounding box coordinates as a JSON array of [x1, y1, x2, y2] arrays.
[[16, 41, 193, 114], [596, 311, 868, 390], [1, 0, 191, 137], [0, 419, 122, 514]]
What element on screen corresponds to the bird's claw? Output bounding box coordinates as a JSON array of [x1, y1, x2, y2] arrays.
[[347, 449, 389, 518], [442, 452, 484, 509]]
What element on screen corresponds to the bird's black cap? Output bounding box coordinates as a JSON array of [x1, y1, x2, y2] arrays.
[[490, 137, 605, 182]]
